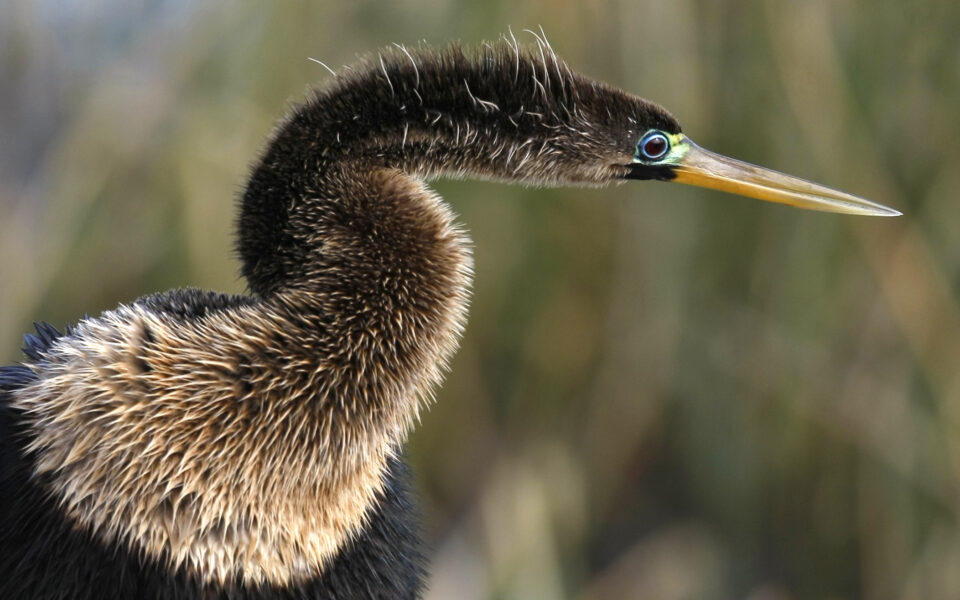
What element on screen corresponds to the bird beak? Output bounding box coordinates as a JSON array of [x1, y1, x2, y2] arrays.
[[630, 134, 901, 217]]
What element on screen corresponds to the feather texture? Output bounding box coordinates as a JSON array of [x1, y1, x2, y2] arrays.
[[1, 39, 679, 598]]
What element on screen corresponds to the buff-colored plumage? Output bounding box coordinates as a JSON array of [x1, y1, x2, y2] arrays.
[[13, 173, 471, 586]]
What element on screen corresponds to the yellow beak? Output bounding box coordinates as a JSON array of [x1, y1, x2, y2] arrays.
[[669, 137, 900, 217]]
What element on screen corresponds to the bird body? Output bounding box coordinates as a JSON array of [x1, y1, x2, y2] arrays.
[[0, 39, 897, 599]]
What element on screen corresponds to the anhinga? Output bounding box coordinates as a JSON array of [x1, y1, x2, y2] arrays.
[[0, 39, 898, 599]]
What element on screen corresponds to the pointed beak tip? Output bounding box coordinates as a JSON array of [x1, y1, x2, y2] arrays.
[[862, 204, 902, 218]]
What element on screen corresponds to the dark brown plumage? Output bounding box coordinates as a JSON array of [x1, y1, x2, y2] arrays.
[[0, 35, 895, 600]]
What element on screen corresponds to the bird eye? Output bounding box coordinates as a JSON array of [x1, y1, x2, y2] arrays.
[[637, 131, 670, 161]]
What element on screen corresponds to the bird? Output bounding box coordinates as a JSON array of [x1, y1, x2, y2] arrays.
[[0, 37, 899, 599]]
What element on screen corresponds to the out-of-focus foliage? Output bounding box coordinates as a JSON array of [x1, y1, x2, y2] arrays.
[[3, 1, 959, 598]]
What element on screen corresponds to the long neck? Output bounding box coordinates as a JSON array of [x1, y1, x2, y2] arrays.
[[238, 43, 664, 296], [229, 47, 657, 525], [194, 44, 662, 586]]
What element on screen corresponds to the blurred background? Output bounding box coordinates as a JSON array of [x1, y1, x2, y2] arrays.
[[2, 1, 959, 598]]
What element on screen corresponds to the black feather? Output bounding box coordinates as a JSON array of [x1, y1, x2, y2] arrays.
[[0, 366, 35, 390], [22, 322, 67, 361], [133, 288, 255, 321]]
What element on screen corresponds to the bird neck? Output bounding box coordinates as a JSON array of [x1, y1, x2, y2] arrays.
[[238, 43, 652, 297], [218, 47, 657, 582]]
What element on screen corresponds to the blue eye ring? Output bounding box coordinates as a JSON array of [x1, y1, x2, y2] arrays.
[[637, 130, 670, 161]]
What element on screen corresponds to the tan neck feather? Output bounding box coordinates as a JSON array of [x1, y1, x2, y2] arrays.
[[14, 171, 471, 587]]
